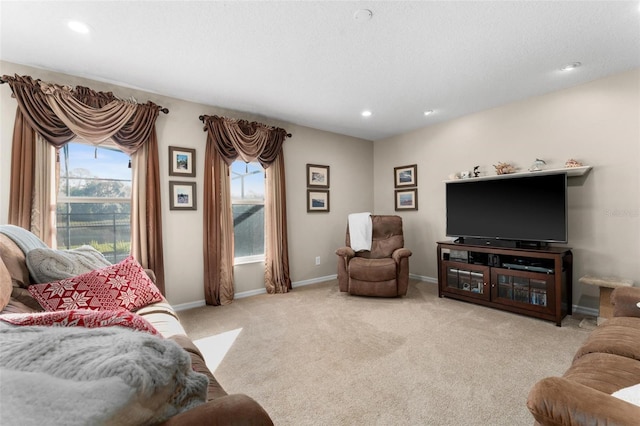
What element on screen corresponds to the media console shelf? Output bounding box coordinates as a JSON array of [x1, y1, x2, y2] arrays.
[[437, 241, 572, 326]]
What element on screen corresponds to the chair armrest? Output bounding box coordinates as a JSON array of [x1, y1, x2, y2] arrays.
[[160, 394, 273, 425], [611, 286, 640, 318], [527, 377, 640, 426], [392, 248, 412, 263], [335, 246, 355, 258]]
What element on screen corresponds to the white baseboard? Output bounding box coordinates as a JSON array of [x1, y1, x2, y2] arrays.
[[172, 300, 206, 312], [174, 274, 599, 317], [173, 275, 338, 311], [292, 274, 338, 288], [410, 273, 438, 284], [571, 305, 598, 317]]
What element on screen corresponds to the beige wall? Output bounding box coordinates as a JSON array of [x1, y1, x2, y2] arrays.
[[2, 61, 637, 312], [374, 69, 640, 311], [0, 61, 373, 306]]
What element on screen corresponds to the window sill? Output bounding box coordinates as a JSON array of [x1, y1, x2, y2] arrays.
[[234, 255, 265, 266]]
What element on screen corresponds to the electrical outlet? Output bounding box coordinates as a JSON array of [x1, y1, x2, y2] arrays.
[[315, 256, 321, 265]]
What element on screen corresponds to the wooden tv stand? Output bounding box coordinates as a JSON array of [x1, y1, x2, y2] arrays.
[[437, 241, 572, 326]]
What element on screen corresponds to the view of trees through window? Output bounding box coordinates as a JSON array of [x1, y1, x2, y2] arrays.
[[231, 161, 265, 260], [57, 142, 132, 263]]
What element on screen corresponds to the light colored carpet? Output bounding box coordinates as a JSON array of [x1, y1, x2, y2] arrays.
[[178, 280, 594, 425]]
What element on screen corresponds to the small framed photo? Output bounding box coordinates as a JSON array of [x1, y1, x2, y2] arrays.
[[169, 146, 196, 177], [307, 190, 330, 213], [169, 181, 197, 210], [306, 164, 330, 188], [394, 164, 417, 188], [395, 188, 418, 211]]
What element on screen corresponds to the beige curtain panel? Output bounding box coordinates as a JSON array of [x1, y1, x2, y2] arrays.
[[201, 115, 291, 305], [2, 74, 166, 294]]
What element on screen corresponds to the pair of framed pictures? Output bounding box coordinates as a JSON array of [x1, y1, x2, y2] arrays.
[[393, 164, 418, 211], [306, 164, 330, 213], [169, 146, 197, 210]]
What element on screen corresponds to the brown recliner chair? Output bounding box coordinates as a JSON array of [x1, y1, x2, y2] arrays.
[[335, 215, 412, 297]]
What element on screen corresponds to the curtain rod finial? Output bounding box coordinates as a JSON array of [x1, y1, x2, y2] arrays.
[[199, 115, 205, 122], [159, 107, 169, 114]]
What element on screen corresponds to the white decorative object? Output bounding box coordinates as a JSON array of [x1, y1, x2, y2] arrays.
[[529, 159, 546, 172]]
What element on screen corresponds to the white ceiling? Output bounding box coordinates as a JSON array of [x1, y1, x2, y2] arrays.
[[1, 1, 639, 141]]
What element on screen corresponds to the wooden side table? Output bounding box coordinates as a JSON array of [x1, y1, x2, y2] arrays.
[[579, 275, 634, 325]]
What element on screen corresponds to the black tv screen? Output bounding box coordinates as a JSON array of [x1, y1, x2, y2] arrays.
[[446, 173, 568, 244]]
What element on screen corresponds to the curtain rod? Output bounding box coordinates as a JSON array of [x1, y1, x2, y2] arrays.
[[198, 115, 292, 137], [0, 77, 169, 114]]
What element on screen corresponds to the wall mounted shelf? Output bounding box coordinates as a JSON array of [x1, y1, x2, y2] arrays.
[[445, 165, 592, 183]]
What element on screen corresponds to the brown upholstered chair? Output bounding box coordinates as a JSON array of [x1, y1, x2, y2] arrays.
[[335, 215, 412, 297]]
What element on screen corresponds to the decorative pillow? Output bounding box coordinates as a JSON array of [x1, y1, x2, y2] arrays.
[[26, 245, 111, 284], [0, 309, 159, 336], [28, 256, 163, 312]]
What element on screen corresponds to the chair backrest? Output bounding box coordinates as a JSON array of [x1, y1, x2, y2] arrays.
[[346, 215, 404, 259]]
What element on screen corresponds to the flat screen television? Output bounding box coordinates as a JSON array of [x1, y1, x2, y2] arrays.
[[446, 173, 568, 246]]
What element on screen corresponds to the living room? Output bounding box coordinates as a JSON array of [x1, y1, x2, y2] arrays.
[[1, 2, 639, 424], [2, 64, 639, 313]]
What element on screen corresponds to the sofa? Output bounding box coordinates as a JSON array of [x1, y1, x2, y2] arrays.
[[527, 286, 640, 425], [0, 230, 273, 425]]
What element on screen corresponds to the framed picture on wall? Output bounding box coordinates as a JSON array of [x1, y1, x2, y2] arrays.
[[394, 164, 417, 188], [169, 146, 196, 177], [307, 189, 330, 212], [306, 164, 330, 188], [169, 181, 197, 210], [395, 188, 418, 211]]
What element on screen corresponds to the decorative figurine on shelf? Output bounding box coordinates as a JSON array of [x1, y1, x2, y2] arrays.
[[565, 158, 583, 168], [529, 158, 546, 172], [473, 166, 480, 177], [493, 162, 516, 175]]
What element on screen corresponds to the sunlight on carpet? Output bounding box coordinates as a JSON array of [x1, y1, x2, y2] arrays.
[[193, 328, 242, 372]]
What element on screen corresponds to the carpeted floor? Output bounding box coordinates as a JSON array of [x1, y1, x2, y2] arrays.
[[178, 279, 594, 425]]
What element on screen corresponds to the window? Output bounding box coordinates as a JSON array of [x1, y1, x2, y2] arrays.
[[56, 141, 132, 263], [230, 161, 265, 263]]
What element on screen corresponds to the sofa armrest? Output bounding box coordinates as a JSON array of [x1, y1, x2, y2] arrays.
[[611, 286, 640, 318], [335, 246, 355, 258], [527, 377, 640, 426], [160, 394, 273, 426], [392, 248, 412, 263]]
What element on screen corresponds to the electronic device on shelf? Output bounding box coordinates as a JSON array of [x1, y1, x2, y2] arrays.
[[502, 262, 555, 274], [445, 173, 568, 246]]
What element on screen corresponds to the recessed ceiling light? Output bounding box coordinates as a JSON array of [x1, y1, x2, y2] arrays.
[[68, 20, 90, 34], [560, 62, 581, 71], [361, 110, 372, 117], [424, 110, 434, 116]]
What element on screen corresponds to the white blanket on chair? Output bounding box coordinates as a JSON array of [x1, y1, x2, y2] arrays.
[[348, 212, 372, 252]]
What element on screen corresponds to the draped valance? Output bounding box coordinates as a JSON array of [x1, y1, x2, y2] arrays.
[[200, 114, 290, 169], [2, 74, 165, 155], [2, 73, 166, 295]]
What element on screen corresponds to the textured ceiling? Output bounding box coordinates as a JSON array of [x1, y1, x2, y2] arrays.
[[1, 1, 639, 141]]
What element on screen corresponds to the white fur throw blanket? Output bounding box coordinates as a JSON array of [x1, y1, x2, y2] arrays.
[[0, 324, 208, 425]]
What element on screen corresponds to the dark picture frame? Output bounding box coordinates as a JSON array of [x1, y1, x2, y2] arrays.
[[169, 146, 196, 177], [394, 188, 418, 211], [394, 164, 417, 188], [169, 181, 197, 210], [306, 164, 330, 188], [307, 189, 330, 212]]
